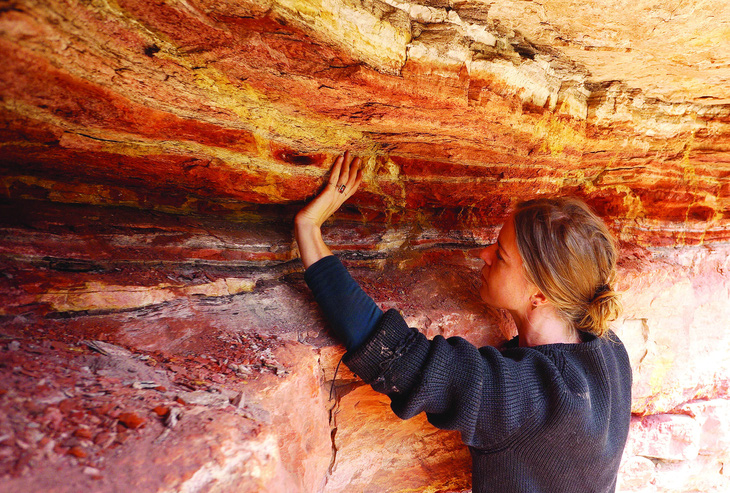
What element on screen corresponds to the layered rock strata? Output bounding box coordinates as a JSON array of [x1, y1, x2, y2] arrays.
[[1, 0, 729, 492]]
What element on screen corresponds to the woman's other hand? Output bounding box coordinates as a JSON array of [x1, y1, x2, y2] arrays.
[[295, 151, 363, 268]]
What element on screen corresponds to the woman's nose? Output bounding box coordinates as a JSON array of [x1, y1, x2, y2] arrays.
[[480, 245, 495, 265]]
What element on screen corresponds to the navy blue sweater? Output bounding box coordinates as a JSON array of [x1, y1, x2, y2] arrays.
[[304, 255, 382, 350], [305, 255, 632, 492]]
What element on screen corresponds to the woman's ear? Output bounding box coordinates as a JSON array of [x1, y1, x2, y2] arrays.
[[530, 290, 549, 307]]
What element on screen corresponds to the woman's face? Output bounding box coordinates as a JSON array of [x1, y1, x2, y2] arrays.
[[479, 214, 535, 313]]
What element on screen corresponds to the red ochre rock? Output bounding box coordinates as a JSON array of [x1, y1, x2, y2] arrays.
[[67, 446, 88, 459], [1, 198, 730, 492], [118, 412, 146, 430], [1, 0, 730, 492]]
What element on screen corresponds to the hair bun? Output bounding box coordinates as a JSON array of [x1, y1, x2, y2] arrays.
[[594, 284, 611, 297], [576, 286, 622, 337]]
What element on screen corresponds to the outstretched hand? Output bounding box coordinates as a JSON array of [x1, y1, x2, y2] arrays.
[[295, 151, 363, 228], [294, 151, 363, 269]]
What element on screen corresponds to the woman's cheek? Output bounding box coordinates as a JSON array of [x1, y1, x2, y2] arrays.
[[479, 282, 491, 303]]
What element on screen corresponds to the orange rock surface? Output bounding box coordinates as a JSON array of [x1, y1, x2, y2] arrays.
[[1, 0, 729, 492]]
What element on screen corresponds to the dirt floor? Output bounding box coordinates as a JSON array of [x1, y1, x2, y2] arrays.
[[0, 322, 284, 491]]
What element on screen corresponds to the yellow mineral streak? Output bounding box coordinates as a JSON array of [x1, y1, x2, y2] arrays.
[[180, 65, 366, 149], [534, 113, 586, 156], [0, 97, 355, 191], [367, 157, 406, 209]]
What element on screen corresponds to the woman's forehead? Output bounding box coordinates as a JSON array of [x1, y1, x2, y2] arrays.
[[497, 214, 516, 242], [496, 215, 518, 252]]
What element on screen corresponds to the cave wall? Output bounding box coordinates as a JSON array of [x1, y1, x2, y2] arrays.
[[1, 1, 729, 492]]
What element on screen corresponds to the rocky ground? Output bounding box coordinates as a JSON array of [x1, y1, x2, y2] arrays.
[[0, 321, 290, 491]]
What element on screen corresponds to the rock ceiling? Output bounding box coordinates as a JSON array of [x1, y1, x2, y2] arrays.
[[0, 0, 728, 244]]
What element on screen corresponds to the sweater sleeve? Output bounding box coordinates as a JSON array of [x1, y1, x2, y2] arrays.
[[304, 255, 384, 351], [343, 308, 563, 450]]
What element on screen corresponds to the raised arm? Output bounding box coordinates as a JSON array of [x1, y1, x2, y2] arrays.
[[295, 152, 379, 351]]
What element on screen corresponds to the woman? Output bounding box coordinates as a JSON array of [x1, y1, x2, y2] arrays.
[[295, 152, 632, 493]]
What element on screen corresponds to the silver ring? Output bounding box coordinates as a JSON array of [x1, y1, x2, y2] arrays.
[[337, 184, 346, 193]]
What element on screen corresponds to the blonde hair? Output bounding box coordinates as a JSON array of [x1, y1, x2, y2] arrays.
[[513, 198, 621, 337]]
